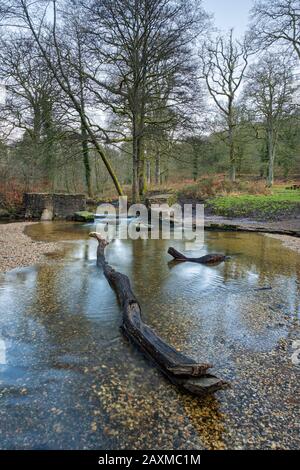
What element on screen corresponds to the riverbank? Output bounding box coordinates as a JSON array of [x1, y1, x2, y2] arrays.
[[204, 214, 300, 237], [206, 215, 300, 252], [206, 190, 300, 220], [266, 233, 300, 254], [0, 222, 60, 273]]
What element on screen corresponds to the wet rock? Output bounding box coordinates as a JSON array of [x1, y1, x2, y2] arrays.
[[74, 211, 95, 222], [41, 208, 53, 221], [0, 209, 11, 220]]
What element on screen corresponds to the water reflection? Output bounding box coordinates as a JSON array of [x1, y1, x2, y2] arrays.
[[0, 223, 299, 449], [0, 338, 6, 366]]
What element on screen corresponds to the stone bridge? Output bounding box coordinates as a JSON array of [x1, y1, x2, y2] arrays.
[[23, 193, 86, 220]]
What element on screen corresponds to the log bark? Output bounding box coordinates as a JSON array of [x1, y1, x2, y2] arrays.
[[168, 247, 227, 264], [89, 232, 228, 396]]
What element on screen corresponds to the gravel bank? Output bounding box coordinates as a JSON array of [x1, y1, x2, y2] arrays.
[[0, 222, 60, 273], [266, 233, 300, 254], [204, 215, 300, 237]]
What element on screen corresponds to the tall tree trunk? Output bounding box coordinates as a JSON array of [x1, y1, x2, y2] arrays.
[[132, 120, 139, 203], [228, 101, 236, 183], [78, 34, 92, 198], [138, 127, 145, 197], [94, 154, 102, 194], [146, 159, 151, 185], [229, 125, 236, 182], [155, 152, 160, 185], [42, 97, 55, 187], [81, 123, 92, 197], [138, 155, 145, 197], [266, 127, 275, 187], [193, 149, 198, 182], [267, 155, 274, 187], [32, 105, 42, 188], [164, 164, 169, 184]]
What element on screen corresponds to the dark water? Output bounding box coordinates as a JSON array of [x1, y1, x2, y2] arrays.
[[0, 222, 299, 449]]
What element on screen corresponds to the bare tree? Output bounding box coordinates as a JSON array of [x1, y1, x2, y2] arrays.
[[251, 0, 300, 60], [59, 6, 94, 197], [0, 34, 65, 186], [1, 0, 124, 196], [244, 53, 296, 186], [200, 29, 250, 182], [1, 0, 210, 200], [80, 0, 209, 201]]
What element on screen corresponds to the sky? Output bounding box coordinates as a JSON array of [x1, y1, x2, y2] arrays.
[[202, 0, 254, 37]]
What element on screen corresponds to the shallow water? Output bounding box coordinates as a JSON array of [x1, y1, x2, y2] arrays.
[[0, 222, 299, 449]]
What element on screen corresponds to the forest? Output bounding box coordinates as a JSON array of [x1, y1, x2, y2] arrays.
[[0, 0, 299, 211], [0, 0, 299, 456]]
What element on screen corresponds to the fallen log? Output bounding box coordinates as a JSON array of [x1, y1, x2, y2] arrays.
[[168, 247, 227, 264], [89, 232, 228, 396]]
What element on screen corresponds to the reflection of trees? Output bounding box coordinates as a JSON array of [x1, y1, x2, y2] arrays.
[[130, 239, 195, 349], [24, 229, 300, 361], [203, 232, 300, 343], [30, 238, 122, 355], [208, 232, 299, 282], [25, 221, 91, 242], [2, 227, 300, 448], [30, 263, 91, 350], [0, 268, 43, 347], [112, 233, 300, 356]]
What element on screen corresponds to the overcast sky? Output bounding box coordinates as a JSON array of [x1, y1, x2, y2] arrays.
[[202, 0, 253, 37]]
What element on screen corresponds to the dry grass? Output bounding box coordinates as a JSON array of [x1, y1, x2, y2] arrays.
[[176, 176, 272, 200]]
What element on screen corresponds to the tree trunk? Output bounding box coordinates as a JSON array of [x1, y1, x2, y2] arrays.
[[89, 232, 228, 396], [193, 150, 198, 182], [155, 153, 160, 185], [229, 126, 236, 183], [94, 153, 102, 194], [32, 105, 42, 186], [229, 162, 236, 183], [267, 155, 274, 187], [138, 136, 146, 197], [266, 127, 275, 187], [132, 125, 139, 203], [229, 141, 236, 183], [81, 123, 92, 197], [146, 159, 151, 185]]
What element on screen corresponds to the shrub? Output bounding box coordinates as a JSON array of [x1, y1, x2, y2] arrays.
[[177, 176, 271, 200], [0, 180, 24, 211]]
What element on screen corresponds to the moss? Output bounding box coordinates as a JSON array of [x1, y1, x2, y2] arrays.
[[207, 223, 238, 231], [207, 189, 300, 220], [167, 193, 178, 206], [74, 211, 95, 222], [0, 209, 11, 220]]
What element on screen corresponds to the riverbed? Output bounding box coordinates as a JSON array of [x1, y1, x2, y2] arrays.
[[0, 222, 299, 449]]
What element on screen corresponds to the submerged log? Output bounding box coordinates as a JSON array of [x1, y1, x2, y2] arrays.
[[89, 232, 228, 396], [168, 247, 227, 264]]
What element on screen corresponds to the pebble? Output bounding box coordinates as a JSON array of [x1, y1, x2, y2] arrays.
[[0, 222, 61, 273]]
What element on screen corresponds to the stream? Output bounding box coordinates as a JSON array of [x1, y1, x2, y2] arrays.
[[0, 222, 299, 449]]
